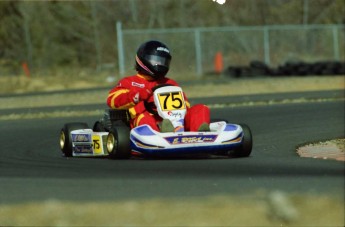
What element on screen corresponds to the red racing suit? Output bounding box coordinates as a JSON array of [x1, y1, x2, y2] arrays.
[[107, 73, 210, 132]]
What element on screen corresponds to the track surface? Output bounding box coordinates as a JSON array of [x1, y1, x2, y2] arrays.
[[0, 91, 344, 204]]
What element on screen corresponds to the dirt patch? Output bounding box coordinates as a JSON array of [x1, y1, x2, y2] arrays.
[[297, 139, 345, 161]]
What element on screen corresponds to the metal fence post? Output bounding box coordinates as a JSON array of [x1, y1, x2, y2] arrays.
[[332, 25, 340, 60], [194, 29, 202, 76], [21, 4, 33, 71], [263, 26, 270, 66], [91, 1, 102, 72], [116, 21, 125, 77]]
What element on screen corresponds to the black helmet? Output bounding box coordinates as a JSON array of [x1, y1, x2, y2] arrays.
[[135, 40, 172, 78]]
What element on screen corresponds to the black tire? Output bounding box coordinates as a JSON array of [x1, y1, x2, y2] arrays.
[[229, 124, 253, 157], [60, 122, 89, 157], [107, 126, 131, 159], [93, 121, 106, 132]]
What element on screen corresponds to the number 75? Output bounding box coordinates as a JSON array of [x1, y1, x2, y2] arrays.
[[158, 92, 185, 111]]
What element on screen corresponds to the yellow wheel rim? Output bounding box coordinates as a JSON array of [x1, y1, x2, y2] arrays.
[[59, 131, 66, 150], [107, 133, 115, 153]]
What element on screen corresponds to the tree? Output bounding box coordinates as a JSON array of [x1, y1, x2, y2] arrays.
[[0, 0, 343, 76]]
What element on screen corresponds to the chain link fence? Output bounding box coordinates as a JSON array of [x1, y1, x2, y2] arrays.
[[117, 22, 345, 77]]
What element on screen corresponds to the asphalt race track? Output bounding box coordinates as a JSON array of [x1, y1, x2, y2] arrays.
[[0, 90, 344, 204]]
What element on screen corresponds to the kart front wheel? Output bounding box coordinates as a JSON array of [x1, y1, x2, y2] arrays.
[[60, 122, 89, 157], [107, 126, 131, 159], [229, 124, 253, 157]]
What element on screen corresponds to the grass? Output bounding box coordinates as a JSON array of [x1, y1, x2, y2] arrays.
[[0, 192, 343, 226], [1, 73, 344, 95]]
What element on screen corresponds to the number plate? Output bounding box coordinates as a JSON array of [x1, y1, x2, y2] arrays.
[[154, 86, 187, 121], [92, 135, 102, 154], [157, 91, 186, 111]]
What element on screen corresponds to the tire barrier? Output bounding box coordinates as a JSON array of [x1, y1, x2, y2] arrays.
[[225, 60, 345, 78]]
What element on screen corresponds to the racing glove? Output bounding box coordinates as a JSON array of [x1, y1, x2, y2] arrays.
[[127, 99, 157, 119], [128, 89, 152, 104], [144, 101, 157, 114], [143, 93, 157, 114], [127, 89, 156, 119]]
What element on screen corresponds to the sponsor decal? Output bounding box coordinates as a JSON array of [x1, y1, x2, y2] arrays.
[[74, 144, 93, 154], [165, 135, 217, 144], [131, 82, 145, 88], [72, 134, 91, 142], [157, 47, 170, 53], [167, 111, 182, 118]]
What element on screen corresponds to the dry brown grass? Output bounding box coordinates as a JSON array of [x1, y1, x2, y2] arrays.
[[1, 74, 344, 96], [0, 193, 343, 226], [0, 75, 344, 110]]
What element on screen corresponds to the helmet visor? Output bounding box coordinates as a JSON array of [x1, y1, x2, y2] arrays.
[[145, 55, 171, 68]]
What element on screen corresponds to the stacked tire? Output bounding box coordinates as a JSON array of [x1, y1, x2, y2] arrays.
[[225, 60, 345, 78]]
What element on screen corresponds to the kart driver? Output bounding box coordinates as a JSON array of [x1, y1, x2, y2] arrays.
[[107, 40, 210, 133]]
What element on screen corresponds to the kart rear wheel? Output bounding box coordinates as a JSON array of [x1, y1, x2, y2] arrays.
[[107, 126, 131, 159], [60, 122, 89, 157], [229, 124, 253, 157]]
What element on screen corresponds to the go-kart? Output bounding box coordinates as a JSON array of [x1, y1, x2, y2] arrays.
[[59, 85, 253, 159]]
